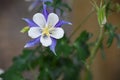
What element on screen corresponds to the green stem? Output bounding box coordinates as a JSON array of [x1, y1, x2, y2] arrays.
[[89, 26, 104, 65], [84, 26, 104, 80], [69, 9, 95, 39]]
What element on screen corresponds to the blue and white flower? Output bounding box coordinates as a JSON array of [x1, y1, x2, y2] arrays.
[[23, 4, 72, 55], [25, 0, 53, 11]]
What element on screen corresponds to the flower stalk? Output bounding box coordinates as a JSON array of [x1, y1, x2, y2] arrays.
[[87, 0, 107, 66], [89, 26, 104, 65]]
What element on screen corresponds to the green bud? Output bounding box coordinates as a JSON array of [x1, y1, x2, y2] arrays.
[[20, 26, 30, 33], [97, 4, 107, 26], [91, 0, 107, 26]]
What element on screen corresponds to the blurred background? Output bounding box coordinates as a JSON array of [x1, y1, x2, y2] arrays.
[[0, 0, 120, 80]]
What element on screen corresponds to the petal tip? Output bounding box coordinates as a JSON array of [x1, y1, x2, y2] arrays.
[[24, 44, 31, 48], [53, 52, 57, 56], [22, 18, 26, 22], [22, 18, 27, 21], [51, 49, 57, 55], [22, 18, 25, 20], [68, 22, 72, 25], [24, 45, 28, 48]]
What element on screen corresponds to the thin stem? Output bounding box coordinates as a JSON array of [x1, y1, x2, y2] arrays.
[[84, 26, 104, 80], [69, 9, 95, 39], [89, 26, 104, 65], [28, 64, 38, 80]]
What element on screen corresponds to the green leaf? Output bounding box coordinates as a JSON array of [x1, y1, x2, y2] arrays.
[[105, 0, 112, 17], [100, 44, 106, 60], [74, 31, 92, 61], [45, 0, 72, 16], [115, 34, 120, 48], [38, 55, 81, 80], [1, 49, 39, 80], [1, 70, 25, 80], [60, 3, 72, 12], [104, 23, 116, 47], [45, 1, 53, 6], [55, 36, 72, 57], [116, 3, 120, 13], [75, 31, 92, 42]]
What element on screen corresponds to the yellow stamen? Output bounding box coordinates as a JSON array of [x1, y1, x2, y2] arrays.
[[42, 24, 55, 37], [42, 27, 50, 36]]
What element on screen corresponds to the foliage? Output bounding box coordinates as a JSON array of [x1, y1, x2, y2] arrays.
[[1, 31, 91, 80]]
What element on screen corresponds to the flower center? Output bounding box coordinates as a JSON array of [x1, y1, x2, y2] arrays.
[[42, 26, 54, 37]]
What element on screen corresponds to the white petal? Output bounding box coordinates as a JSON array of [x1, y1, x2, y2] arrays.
[[28, 27, 41, 38], [51, 28, 64, 39], [0, 78, 3, 80], [40, 36, 52, 47], [47, 13, 59, 27], [0, 69, 4, 75], [102, 17, 107, 25], [33, 13, 46, 28]]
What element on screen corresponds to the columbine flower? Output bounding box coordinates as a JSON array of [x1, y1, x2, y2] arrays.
[[23, 4, 72, 55], [25, 0, 53, 11]]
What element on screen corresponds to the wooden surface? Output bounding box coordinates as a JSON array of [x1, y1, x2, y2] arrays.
[[72, 0, 120, 80], [0, 0, 32, 69]]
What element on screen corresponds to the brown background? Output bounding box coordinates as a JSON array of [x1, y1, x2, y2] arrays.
[[0, 0, 120, 80], [0, 0, 32, 69], [72, 0, 120, 80]]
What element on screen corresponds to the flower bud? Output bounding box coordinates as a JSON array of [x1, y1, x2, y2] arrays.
[[91, 0, 107, 26]]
